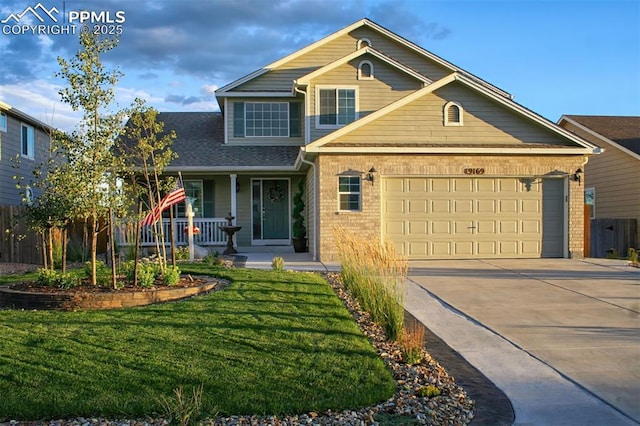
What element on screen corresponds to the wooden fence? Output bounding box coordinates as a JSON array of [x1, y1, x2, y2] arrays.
[[590, 218, 638, 258], [0, 205, 43, 265]]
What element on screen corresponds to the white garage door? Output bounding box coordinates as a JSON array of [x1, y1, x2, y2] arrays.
[[382, 177, 564, 259]]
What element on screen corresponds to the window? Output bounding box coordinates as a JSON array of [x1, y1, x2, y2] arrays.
[[177, 180, 203, 218], [585, 187, 595, 219], [233, 102, 301, 138], [246, 102, 289, 137], [338, 176, 361, 211], [358, 60, 374, 80], [21, 123, 34, 159], [357, 38, 372, 49], [0, 112, 6, 132], [444, 101, 464, 126], [317, 87, 357, 128]]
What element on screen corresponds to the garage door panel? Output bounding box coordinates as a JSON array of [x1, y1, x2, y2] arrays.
[[408, 200, 428, 214], [408, 221, 428, 235], [454, 241, 474, 255], [382, 177, 561, 260], [384, 199, 405, 214], [477, 220, 496, 234], [431, 221, 450, 234], [430, 199, 450, 213], [477, 241, 497, 256], [407, 242, 429, 257], [521, 199, 541, 214], [453, 199, 474, 213], [453, 179, 474, 192]]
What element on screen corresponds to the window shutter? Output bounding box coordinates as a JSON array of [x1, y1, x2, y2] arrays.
[[289, 102, 301, 137], [233, 102, 244, 137]]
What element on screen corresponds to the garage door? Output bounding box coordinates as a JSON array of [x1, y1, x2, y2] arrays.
[[382, 177, 563, 259]]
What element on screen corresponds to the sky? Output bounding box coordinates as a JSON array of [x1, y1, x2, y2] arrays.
[[0, 0, 638, 132]]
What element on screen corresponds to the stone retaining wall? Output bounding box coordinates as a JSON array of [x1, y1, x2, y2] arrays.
[[0, 281, 220, 311]]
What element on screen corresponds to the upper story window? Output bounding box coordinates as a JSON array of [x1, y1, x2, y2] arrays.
[[21, 123, 35, 159], [233, 101, 301, 138], [444, 101, 464, 126], [357, 38, 372, 49], [338, 175, 361, 211], [246, 102, 289, 137], [316, 87, 357, 128], [0, 112, 6, 132], [358, 60, 374, 80]]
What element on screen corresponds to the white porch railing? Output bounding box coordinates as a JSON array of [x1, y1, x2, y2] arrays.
[[115, 218, 229, 246]]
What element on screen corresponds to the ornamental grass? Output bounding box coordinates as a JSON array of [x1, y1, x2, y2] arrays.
[[332, 226, 408, 341]]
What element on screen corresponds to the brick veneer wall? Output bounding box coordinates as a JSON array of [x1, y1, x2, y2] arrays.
[[316, 154, 587, 262]]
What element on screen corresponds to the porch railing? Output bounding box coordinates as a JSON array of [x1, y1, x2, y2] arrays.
[[115, 218, 229, 247]]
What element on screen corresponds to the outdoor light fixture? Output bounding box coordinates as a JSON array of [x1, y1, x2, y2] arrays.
[[365, 167, 377, 185], [571, 168, 583, 185]]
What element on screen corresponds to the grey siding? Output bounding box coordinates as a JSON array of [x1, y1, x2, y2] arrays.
[[0, 112, 51, 205]]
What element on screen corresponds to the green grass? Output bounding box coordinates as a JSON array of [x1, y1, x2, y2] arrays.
[[0, 265, 395, 420]]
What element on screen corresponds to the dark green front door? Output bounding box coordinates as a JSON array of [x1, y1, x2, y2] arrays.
[[252, 179, 290, 243]]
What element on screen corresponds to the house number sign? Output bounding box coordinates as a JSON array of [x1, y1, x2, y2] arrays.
[[464, 168, 485, 175]]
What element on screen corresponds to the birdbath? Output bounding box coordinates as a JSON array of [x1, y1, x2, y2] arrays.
[[218, 213, 242, 255]]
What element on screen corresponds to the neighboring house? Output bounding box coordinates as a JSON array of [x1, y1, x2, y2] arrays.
[[133, 18, 601, 261], [0, 100, 53, 205], [558, 115, 640, 251]]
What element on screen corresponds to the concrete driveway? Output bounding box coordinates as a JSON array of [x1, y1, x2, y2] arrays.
[[405, 258, 640, 425]]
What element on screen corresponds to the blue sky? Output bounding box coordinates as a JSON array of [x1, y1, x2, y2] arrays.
[[0, 0, 638, 132]]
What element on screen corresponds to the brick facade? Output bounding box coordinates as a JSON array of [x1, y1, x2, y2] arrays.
[[314, 153, 587, 262]]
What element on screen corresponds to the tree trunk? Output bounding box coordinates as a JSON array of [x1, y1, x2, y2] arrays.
[[41, 232, 48, 269], [90, 216, 98, 286], [61, 227, 68, 274], [47, 227, 54, 270], [109, 208, 117, 289], [134, 202, 142, 286]]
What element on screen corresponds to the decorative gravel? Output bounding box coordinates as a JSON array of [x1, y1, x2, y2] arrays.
[[1, 271, 474, 426]]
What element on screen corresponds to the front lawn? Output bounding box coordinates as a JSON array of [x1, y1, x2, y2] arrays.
[[0, 265, 395, 420]]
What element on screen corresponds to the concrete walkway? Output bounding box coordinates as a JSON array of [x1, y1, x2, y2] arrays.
[[241, 252, 639, 425]]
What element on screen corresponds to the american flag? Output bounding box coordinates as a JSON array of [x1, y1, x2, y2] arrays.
[[140, 180, 186, 226]]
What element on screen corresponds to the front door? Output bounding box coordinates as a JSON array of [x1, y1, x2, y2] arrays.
[[252, 179, 290, 244]]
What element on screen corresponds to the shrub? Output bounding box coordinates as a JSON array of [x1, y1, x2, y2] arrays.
[[332, 227, 407, 341], [138, 263, 157, 288], [175, 246, 190, 261], [120, 260, 136, 281], [628, 248, 639, 265], [399, 322, 425, 365], [163, 266, 181, 286], [418, 385, 441, 398], [36, 268, 79, 289], [271, 256, 285, 271]]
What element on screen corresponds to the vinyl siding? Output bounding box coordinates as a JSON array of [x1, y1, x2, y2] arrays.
[[234, 26, 451, 92], [560, 122, 640, 242], [332, 82, 571, 146], [0, 112, 51, 205], [308, 58, 421, 141]]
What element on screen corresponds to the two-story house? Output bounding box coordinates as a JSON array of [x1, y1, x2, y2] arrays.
[[140, 18, 600, 262], [0, 100, 53, 205]]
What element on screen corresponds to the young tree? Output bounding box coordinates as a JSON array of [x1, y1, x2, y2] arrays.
[[56, 28, 128, 285], [121, 98, 177, 274]]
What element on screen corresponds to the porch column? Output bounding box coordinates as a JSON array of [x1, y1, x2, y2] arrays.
[[230, 174, 237, 225]]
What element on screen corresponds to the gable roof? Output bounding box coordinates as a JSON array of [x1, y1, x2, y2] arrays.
[[0, 99, 56, 132], [216, 18, 509, 99], [559, 115, 640, 159], [304, 73, 600, 155], [295, 46, 431, 86], [125, 112, 300, 172]]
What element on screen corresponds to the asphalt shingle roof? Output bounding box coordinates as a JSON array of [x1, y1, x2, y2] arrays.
[[565, 115, 640, 155], [152, 112, 300, 170]]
